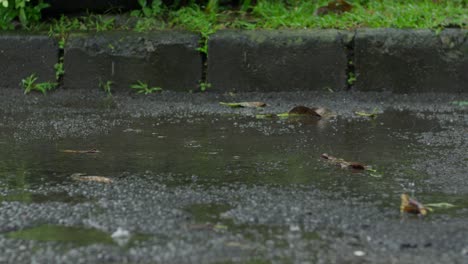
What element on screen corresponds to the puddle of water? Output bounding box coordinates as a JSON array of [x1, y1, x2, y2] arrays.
[[0, 110, 453, 206], [1, 109, 463, 256]]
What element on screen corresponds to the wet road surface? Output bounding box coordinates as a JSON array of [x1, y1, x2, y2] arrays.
[[0, 90, 466, 263]]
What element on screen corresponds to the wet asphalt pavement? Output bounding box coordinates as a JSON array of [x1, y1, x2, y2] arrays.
[[0, 89, 466, 263]]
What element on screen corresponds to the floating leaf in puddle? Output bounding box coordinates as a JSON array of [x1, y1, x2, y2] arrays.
[[315, 0, 353, 16], [213, 224, 228, 231], [71, 173, 112, 183], [347, 162, 366, 170], [400, 193, 428, 216], [451, 101, 468, 107], [368, 169, 383, 178], [225, 241, 243, 247], [425, 202, 456, 209], [220, 102, 267, 108], [123, 128, 143, 133], [61, 148, 100, 154], [257, 106, 331, 119], [321, 153, 366, 171], [355, 108, 379, 119], [289, 106, 324, 117], [256, 114, 278, 119]]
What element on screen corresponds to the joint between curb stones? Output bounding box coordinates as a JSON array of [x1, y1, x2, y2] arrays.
[[56, 43, 65, 87], [345, 31, 356, 91], [200, 49, 208, 91]]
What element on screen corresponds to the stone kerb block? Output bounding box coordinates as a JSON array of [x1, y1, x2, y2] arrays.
[[207, 30, 351, 92], [64, 31, 202, 92], [354, 29, 468, 93], [0, 34, 58, 89]]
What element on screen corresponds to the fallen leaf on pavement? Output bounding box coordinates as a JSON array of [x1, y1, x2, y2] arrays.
[[256, 106, 333, 119], [348, 162, 366, 170], [321, 153, 366, 171], [425, 202, 456, 209], [220, 102, 266, 108], [355, 108, 379, 119], [288, 106, 324, 117], [256, 114, 278, 119], [213, 224, 228, 230], [71, 173, 112, 183], [451, 101, 468, 107], [400, 193, 428, 216], [61, 149, 100, 154]]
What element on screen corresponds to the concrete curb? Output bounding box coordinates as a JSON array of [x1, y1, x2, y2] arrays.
[[0, 33, 58, 88], [1, 29, 467, 93], [355, 29, 468, 93], [64, 31, 202, 92], [207, 30, 353, 92]]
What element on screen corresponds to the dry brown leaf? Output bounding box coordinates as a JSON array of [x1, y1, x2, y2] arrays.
[[316, 0, 353, 16], [61, 149, 100, 154], [348, 162, 366, 170], [289, 106, 323, 117], [71, 173, 112, 183], [321, 153, 366, 171], [220, 102, 267, 108], [239, 102, 266, 108], [400, 194, 428, 216]]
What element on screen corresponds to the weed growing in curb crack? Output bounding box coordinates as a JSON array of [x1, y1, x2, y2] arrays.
[[199, 82, 212, 92], [54, 61, 64, 81], [130, 80, 162, 95], [99, 80, 113, 95], [347, 72, 356, 86], [22, 74, 57, 95], [170, 6, 217, 54]]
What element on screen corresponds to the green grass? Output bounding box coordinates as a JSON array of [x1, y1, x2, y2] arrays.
[[248, 0, 467, 29], [5, 0, 468, 34], [174, 0, 467, 31], [43, 0, 467, 33], [39, 1, 467, 52]]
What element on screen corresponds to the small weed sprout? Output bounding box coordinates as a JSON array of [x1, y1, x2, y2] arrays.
[[99, 80, 113, 95], [58, 38, 66, 49], [22, 74, 38, 94], [35, 82, 57, 94], [54, 61, 64, 81], [130, 80, 162, 95], [200, 82, 211, 92], [21, 74, 57, 95], [347, 72, 356, 86]]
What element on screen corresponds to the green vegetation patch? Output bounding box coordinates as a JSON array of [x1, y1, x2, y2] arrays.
[[39, 0, 468, 54], [7, 225, 114, 246], [4, 1, 467, 33]]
